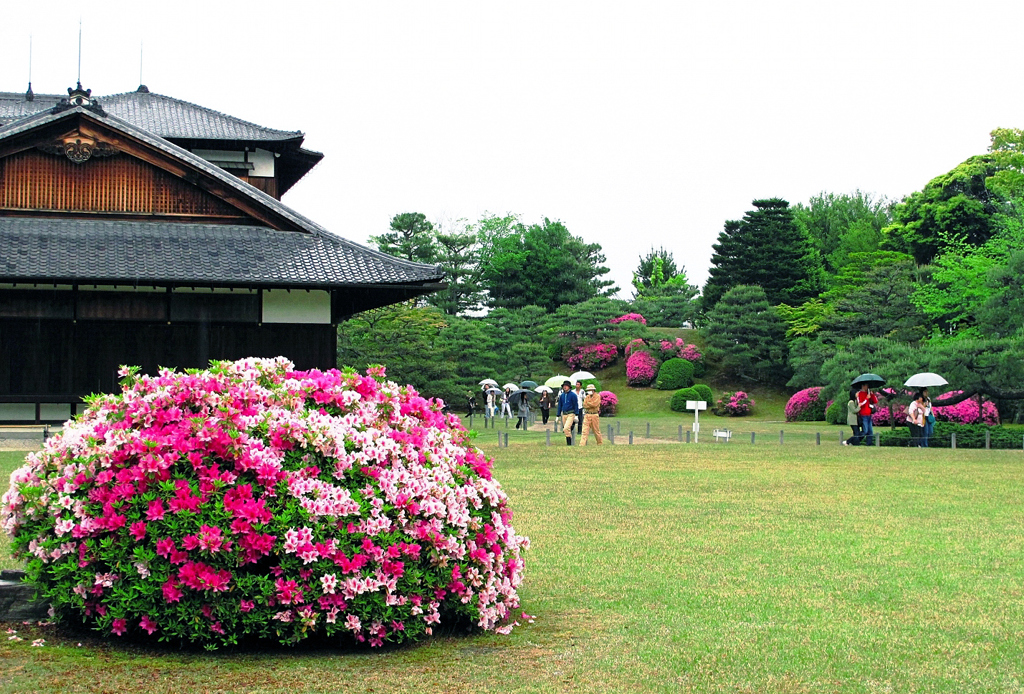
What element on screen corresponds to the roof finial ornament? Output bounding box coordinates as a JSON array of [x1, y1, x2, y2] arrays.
[[137, 40, 149, 93], [26, 36, 34, 101]]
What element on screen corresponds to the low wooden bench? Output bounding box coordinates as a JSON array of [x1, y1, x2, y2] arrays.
[[712, 429, 732, 442]]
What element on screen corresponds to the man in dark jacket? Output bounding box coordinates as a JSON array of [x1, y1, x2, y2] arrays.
[[556, 380, 579, 446]]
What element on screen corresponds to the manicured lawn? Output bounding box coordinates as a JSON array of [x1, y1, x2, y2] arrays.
[[3, 444, 1023, 692]]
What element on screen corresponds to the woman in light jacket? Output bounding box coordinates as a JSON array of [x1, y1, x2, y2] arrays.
[[843, 391, 863, 445]]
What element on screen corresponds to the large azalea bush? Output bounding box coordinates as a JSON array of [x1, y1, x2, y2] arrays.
[[784, 387, 827, 422], [1, 358, 529, 649]]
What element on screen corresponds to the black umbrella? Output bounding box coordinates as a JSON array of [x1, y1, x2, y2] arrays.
[[851, 373, 886, 388], [508, 389, 538, 407]]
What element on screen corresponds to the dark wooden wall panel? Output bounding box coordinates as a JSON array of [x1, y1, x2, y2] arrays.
[[0, 319, 335, 399]]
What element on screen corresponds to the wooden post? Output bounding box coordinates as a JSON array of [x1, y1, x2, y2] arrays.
[[875, 433, 880, 447], [986, 430, 991, 450], [504, 433, 509, 448], [816, 432, 821, 446], [951, 432, 957, 449], [685, 430, 690, 444], [751, 432, 756, 445], [840, 430, 844, 445], [678, 425, 683, 442], [546, 430, 550, 446], [497, 432, 502, 447], [616, 421, 621, 435], [780, 430, 784, 445], [629, 431, 633, 445], [646, 422, 650, 438]]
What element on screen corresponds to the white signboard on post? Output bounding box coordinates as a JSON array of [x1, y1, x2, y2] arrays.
[[687, 400, 707, 442]]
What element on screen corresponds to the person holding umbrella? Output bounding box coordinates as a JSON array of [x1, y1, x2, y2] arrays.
[[556, 380, 580, 446], [904, 373, 947, 448], [500, 388, 513, 420], [907, 391, 927, 447], [573, 380, 585, 436], [538, 388, 552, 425], [515, 391, 532, 430], [853, 376, 881, 444]]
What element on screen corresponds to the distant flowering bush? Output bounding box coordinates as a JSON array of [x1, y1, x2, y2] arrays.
[[624, 339, 648, 358], [658, 338, 701, 362], [626, 351, 659, 386], [564, 343, 618, 371], [784, 387, 827, 422], [609, 313, 647, 326], [1, 358, 529, 649], [716, 391, 755, 417], [933, 391, 999, 425], [599, 391, 618, 417]]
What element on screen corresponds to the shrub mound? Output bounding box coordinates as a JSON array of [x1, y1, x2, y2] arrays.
[[785, 387, 827, 422], [564, 343, 617, 371], [715, 391, 755, 416], [692, 384, 713, 404], [670, 387, 702, 412], [599, 391, 618, 416], [1, 358, 529, 649], [654, 358, 695, 391], [825, 399, 845, 425], [626, 351, 659, 387]]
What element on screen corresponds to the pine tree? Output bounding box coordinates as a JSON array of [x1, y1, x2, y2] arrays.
[[702, 199, 823, 311], [703, 284, 789, 384]]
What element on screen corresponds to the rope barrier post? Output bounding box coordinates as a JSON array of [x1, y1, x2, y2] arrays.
[[629, 431, 633, 445], [497, 432, 502, 447], [816, 432, 821, 446], [686, 430, 690, 444], [840, 430, 844, 445], [986, 430, 991, 450], [678, 425, 683, 442], [780, 430, 784, 445], [646, 422, 650, 438], [951, 432, 956, 449], [751, 432, 755, 445], [874, 433, 880, 447], [504, 432, 509, 448], [546, 429, 550, 446]]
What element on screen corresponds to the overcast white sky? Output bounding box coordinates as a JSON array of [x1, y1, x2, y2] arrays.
[[3, 1, 1022, 296]]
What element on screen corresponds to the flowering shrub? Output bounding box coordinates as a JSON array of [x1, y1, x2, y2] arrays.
[[658, 338, 701, 362], [564, 343, 618, 371], [933, 391, 999, 425], [599, 391, 618, 416], [784, 387, 827, 422], [609, 313, 647, 326], [626, 351, 659, 387], [1, 358, 529, 649], [715, 391, 755, 416], [624, 339, 648, 358]]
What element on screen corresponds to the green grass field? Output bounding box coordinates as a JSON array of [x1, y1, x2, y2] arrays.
[[3, 443, 1023, 692]]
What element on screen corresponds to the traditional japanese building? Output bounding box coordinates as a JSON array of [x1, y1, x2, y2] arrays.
[[0, 83, 444, 423]]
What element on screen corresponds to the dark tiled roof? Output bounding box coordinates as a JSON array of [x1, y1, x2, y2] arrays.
[[0, 217, 445, 287], [0, 89, 303, 142]]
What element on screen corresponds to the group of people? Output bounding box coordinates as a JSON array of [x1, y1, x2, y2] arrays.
[[844, 383, 935, 447], [556, 380, 603, 446], [471, 385, 537, 430]]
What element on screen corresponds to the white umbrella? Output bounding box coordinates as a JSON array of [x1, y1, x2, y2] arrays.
[[570, 371, 596, 382], [478, 378, 498, 386], [502, 382, 519, 391], [534, 385, 553, 393], [904, 372, 949, 388], [545, 374, 572, 388]]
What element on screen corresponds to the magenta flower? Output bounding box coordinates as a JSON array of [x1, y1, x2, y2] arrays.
[[139, 615, 157, 635], [626, 351, 659, 386], [111, 618, 127, 636], [609, 313, 647, 325]]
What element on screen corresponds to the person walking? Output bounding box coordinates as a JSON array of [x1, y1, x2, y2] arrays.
[[580, 384, 603, 445], [485, 388, 496, 419], [539, 390, 551, 425], [921, 387, 934, 447], [500, 388, 513, 420], [573, 380, 585, 436], [466, 391, 477, 417], [856, 383, 878, 445], [556, 380, 579, 446], [843, 390, 863, 445], [907, 391, 926, 447], [515, 393, 531, 430]]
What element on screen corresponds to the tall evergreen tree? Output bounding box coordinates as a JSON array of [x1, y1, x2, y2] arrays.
[[429, 225, 483, 315], [369, 212, 437, 263], [702, 284, 789, 384], [702, 199, 823, 311]]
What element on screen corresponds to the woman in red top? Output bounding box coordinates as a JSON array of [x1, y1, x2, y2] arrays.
[[856, 383, 878, 442]]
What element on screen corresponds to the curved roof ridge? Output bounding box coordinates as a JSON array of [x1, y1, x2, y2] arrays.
[[99, 90, 304, 140]]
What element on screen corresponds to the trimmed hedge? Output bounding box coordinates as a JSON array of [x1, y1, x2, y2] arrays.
[[878, 422, 1023, 449], [825, 399, 846, 425], [655, 359, 694, 391], [692, 384, 713, 403], [670, 387, 702, 412]]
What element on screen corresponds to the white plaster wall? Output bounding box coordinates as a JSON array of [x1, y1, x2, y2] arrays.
[[261, 289, 331, 324]]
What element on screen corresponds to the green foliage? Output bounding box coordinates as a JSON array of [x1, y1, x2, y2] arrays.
[[631, 247, 699, 326], [986, 128, 1024, 199], [977, 249, 1024, 338], [369, 212, 437, 262], [775, 299, 832, 339], [878, 422, 1021, 449], [819, 337, 924, 413], [670, 387, 702, 412], [429, 221, 484, 315], [481, 218, 616, 312], [655, 358, 695, 390], [632, 247, 679, 296], [881, 155, 1005, 264], [703, 198, 824, 311], [543, 296, 644, 358], [791, 190, 892, 272], [703, 285, 789, 384], [692, 384, 713, 403], [825, 399, 846, 425]]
